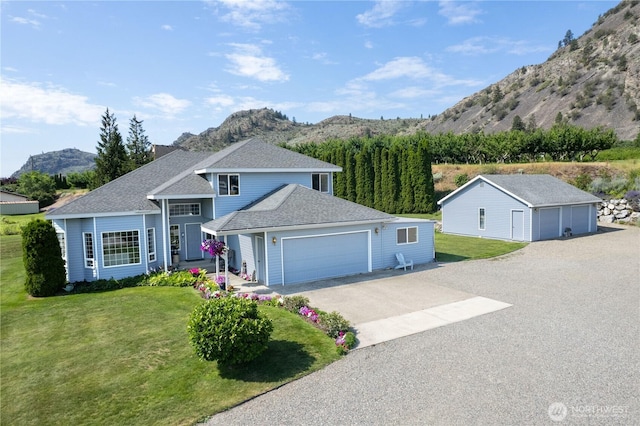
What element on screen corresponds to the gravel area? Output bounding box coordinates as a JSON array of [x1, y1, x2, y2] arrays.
[[203, 225, 639, 425]]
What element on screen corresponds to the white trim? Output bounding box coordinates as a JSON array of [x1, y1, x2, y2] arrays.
[[161, 200, 168, 272], [148, 194, 215, 200], [478, 207, 486, 231], [202, 218, 393, 236], [396, 226, 419, 245], [194, 167, 342, 174], [82, 232, 95, 268], [47, 210, 160, 220], [147, 227, 156, 263], [101, 229, 142, 268]]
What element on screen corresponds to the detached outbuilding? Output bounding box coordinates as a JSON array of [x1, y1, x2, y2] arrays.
[[438, 174, 601, 242], [0, 190, 39, 215]]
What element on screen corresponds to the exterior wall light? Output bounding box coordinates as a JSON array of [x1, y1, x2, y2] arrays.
[[272, 236, 277, 245], [374, 227, 379, 234]]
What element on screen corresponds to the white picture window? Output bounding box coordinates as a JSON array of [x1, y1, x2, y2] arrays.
[[218, 174, 239, 196], [397, 227, 418, 245], [147, 228, 156, 262], [83, 232, 94, 268], [102, 230, 140, 267], [479, 208, 486, 230], [312, 173, 329, 193]]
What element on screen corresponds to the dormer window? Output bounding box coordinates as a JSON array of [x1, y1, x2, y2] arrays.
[[312, 173, 329, 193], [218, 174, 239, 196]]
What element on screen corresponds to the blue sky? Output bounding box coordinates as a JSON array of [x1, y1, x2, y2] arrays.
[[1, 0, 617, 176]]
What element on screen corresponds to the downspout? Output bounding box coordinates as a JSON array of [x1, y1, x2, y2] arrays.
[[162, 199, 168, 272], [93, 217, 99, 279]]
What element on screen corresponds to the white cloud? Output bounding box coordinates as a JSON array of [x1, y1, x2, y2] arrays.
[[447, 36, 549, 56], [225, 43, 289, 82], [11, 16, 40, 28], [133, 93, 191, 117], [0, 124, 36, 134], [161, 24, 173, 31], [356, 0, 405, 28], [0, 77, 104, 126], [390, 86, 440, 99], [438, 0, 483, 25], [205, 95, 235, 108], [208, 0, 290, 30], [3, 67, 19, 73], [364, 40, 373, 49]]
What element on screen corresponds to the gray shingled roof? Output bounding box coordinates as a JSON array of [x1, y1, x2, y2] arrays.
[[193, 137, 342, 171], [202, 184, 394, 234], [441, 174, 601, 207], [47, 150, 206, 217]]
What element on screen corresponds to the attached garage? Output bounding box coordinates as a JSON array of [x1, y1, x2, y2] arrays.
[[282, 231, 369, 285]]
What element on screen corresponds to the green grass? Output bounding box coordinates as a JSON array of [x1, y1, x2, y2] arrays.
[[0, 213, 44, 236], [0, 233, 340, 426], [434, 232, 527, 262]]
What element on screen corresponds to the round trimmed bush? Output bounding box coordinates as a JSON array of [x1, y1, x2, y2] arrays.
[[187, 297, 273, 365], [22, 219, 66, 297]]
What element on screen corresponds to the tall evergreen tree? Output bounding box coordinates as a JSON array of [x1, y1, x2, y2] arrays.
[[126, 115, 152, 169], [93, 108, 128, 188]]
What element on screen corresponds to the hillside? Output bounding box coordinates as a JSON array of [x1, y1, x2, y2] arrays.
[[11, 148, 96, 179], [422, 0, 640, 140], [177, 1, 639, 152]]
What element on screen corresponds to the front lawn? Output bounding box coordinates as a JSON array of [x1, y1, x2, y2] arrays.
[[0, 233, 341, 425], [435, 232, 527, 262]]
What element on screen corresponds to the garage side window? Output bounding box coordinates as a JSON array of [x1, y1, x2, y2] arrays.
[[397, 227, 418, 245], [312, 173, 329, 193], [479, 208, 486, 230], [218, 174, 239, 196]]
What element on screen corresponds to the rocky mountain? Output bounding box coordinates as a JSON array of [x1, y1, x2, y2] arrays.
[[11, 148, 96, 178], [177, 1, 639, 152], [421, 0, 639, 140]]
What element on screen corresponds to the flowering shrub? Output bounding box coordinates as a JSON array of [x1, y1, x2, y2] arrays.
[[299, 306, 319, 322], [201, 239, 227, 257], [335, 331, 356, 355]]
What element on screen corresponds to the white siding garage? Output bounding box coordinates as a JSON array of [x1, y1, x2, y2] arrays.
[[282, 231, 369, 285], [539, 208, 561, 239], [571, 205, 591, 234]]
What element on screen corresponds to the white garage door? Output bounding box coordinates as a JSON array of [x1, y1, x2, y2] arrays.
[[539, 208, 561, 240], [282, 232, 369, 285], [571, 205, 590, 234]]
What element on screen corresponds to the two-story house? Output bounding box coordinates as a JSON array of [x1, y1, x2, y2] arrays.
[[47, 138, 435, 286]]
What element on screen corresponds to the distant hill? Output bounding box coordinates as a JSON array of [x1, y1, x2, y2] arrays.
[[11, 149, 96, 178], [176, 1, 639, 152]]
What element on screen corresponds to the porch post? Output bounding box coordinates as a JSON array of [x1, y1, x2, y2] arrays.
[[162, 199, 168, 272]]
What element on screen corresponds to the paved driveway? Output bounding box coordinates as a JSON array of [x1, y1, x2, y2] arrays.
[[206, 224, 639, 425]]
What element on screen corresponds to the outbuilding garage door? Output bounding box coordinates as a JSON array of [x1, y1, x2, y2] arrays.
[[571, 205, 590, 235], [539, 208, 561, 240], [282, 232, 369, 285]]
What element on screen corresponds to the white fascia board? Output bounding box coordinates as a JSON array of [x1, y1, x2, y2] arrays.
[[437, 175, 534, 208], [148, 194, 216, 200], [437, 175, 485, 205], [46, 210, 160, 220], [202, 219, 386, 236], [534, 200, 601, 208], [194, 167, 342, 174]]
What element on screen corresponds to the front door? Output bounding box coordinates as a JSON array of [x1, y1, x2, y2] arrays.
[[511, 210, 524, 241], [255, 236, 265, 284], [185, 223, 202, 260]]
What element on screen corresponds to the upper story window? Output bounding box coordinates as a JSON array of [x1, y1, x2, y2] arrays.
[[218, 174, 239, 196], [312, 173, 329, 193], [169, 203, 200, 217], [397, 227, 418, 245]]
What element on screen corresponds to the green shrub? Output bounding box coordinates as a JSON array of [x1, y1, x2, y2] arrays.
[[187, 297, 273, 365], [147, 270, 198, 287], [318, 311, 350, 338], [572, 173, 593, 191], [454, 173, 469, 187], [282, 295, 310, 313], [22, 219, 67, 297]]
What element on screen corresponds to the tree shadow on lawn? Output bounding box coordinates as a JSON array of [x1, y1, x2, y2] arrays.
[[217, 340, 314, 382], [436, 253, 469, 262]]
